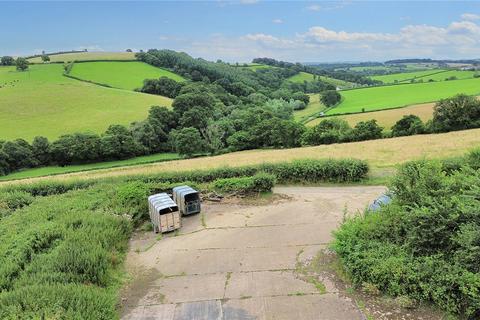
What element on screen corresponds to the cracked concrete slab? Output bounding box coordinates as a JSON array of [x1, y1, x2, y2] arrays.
[[225, 270, 320, 298], [121, 186, 384, 319], [156, 273, 227, 304]]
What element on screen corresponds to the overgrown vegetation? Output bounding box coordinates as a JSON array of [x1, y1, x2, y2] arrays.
[[333, 150, 480, 318], [0, 157, 367, 318]]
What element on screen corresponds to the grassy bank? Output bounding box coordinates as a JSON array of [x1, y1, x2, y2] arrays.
[[0, 153, 181, 182]]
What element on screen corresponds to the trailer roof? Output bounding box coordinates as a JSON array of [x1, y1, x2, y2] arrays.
[[149, 193, 177, 212]]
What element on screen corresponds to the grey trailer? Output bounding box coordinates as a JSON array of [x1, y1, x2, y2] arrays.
[[172, 185, 201, 216], [148, 193, 181, 233]]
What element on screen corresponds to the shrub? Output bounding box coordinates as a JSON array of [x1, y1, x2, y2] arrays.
[[431, 94, 480, 133], [348, 119, 383, 141], [391, 114, 425, 137], [302, 118, 351, 146], [321, 90, 341, 107], [114, 181, 151, 223], [333, 151, 480, 318], [213, 172, 275, 194]]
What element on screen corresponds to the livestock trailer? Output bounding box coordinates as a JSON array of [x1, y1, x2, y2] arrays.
[[172, 186, 201, 216], [148, 193, 181, 233]]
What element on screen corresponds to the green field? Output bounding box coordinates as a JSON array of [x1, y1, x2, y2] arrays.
[[69, 61, 185, 90], [287, 71, 353, 88], [370, 69, 477, 84], [371, 69, 446, 83], [0, 153, 181, 181], [327, 77, 480, 115], [416, 70, 477, 82], [293, 94, 326, 122], [28, 51, 136, 63], [0, 64, 172, 141]]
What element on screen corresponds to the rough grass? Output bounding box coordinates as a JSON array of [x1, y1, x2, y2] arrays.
[[69, 61, 185, 90], [0, 64, 172, 141], [328, 77, 480, 115], [6, 128, 480, 185], [28, 51, 136, 63], [0, 153, 181, 182], [307, 102, 435, 129]]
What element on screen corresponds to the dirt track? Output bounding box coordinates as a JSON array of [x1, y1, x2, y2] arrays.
[[121, 186, 386, 320]]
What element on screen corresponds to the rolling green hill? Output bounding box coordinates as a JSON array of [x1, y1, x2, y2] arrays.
[[69, 61, 185, 90], [327, 77, 480, 115], [0, 64, 172, 141]]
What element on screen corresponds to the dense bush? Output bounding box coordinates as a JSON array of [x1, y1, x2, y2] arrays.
[[140, 76, 184, 98], [348, 119, 383, 141], [333, 151, 480, 318], [391, 114, 425, 137], [431, 94, 480, 133], [321, 90, 341, 107], [302, 118, 351, 145], [213, 172, 275, 194]]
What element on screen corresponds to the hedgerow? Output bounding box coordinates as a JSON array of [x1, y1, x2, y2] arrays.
[[213, 172, 276, 194], [333, 150, 480, 318]]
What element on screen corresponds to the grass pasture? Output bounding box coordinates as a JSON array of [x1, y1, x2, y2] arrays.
[[371, 69, 476, 84], [28, 51, 136, 63], [69, 61, 185, 90], [370, 69, 446, 83], [307, 102, 435, 129], [287, 71, 353, 88], [327, 77, 480, 115], [7, 128, 480, 184], [0, 64, 172, 141]]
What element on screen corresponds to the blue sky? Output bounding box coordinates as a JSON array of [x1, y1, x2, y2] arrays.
[[1, 1, 480, 62]]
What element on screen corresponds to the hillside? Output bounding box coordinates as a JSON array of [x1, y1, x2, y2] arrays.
[[28, 51, 136, 63], [0, 64, 172, 141], [327, 77, 480, 115], [69, 61, 185, 90]]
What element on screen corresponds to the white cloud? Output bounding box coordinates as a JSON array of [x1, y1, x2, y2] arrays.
[[306, 4, 321, 11], [272, 18, 283, 24], [461, 13, 480, 21], [160, 18, 480, 62], [240, 0, 258, 4], [306, 1, 350, 12]]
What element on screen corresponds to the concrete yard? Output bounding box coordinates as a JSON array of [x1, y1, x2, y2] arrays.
[[121, 186, 386, 320]]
